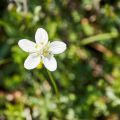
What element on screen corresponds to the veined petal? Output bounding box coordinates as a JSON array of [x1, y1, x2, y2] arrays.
[[43, 56, 57, 71], [18, 39, 36, 53], [50, 41, 66, 54], [24, 53, 41, 70], [35, 28, 48, 45]]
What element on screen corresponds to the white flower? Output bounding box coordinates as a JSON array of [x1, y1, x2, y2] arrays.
[[18, 28, 66, 71]]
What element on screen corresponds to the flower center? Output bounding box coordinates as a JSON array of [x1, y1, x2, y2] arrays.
[[42, 43, 50, 57], [35, 42, 51, 57]]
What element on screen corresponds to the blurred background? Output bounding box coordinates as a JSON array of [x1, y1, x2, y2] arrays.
[[0, 0, 120, 120]]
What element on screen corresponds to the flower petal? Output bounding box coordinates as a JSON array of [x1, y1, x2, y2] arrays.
[[35, 28, 48, 45], [43, 56, 57, 71], [24, 53, 41, 70], [18, 39, 36, 53], [50, 41, 66, 54]]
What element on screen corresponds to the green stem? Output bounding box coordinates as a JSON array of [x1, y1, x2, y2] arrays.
[[47, 70, 60, 100], [47, 70, 62, 118]]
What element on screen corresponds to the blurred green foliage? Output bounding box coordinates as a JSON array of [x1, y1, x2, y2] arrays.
[[0, 0, 120, 120]]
